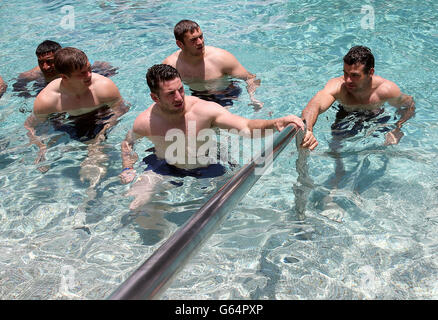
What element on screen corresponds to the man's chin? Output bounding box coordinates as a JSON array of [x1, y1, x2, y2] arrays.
[[195, 47, 205, 55]]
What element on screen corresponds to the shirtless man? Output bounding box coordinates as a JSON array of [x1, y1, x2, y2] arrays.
[[14, 40, 118, 98], [296, 46, 415, 221], [162, 20, 263, 110], [301, 45, 415, 150], [24, 47, 128, 189], [119, 64, 303, 210], [0, 75, 6, 98]]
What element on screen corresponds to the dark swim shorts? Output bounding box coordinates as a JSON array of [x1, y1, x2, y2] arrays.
[[49, 106, 114, 142], [190, 81, 242, 107], [141, 154, 226, 186], [13, 77, 47, 98], [331, 104, 392, 138], [91, 61, 119, 78]]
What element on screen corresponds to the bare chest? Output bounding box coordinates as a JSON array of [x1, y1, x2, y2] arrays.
[[176, 59, 224, 83], [149, 116, 212, 138], [59, 91, 104, 116], [337, 91, 384, 112]]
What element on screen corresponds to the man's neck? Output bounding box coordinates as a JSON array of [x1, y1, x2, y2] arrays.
[[60, 79, 89, 96], [155, 102, 187, 122], [350, 77, 374, 101], [180, 49, 205, 65]]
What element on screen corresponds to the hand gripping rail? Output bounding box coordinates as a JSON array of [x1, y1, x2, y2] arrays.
[[109, 123, 305, 300]]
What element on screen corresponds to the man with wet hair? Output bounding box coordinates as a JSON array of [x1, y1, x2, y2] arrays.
[[0, 75, 6, 98], [163, 20, 263, 110], [14, 40, 118, 98], [24, 47, 128, 191], [301, 45, 415, 149], [295, 46, 415, 221], [119, 64, 303, 210]]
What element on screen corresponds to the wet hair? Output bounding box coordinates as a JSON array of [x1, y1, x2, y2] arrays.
[[35, 40, 62, 57], [146, 64, 181, 95], [343, 46, 375, 74], [174, 20, 200, 42], [54, 47, 88, 76]]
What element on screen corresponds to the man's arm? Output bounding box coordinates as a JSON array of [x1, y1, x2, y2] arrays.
[[24, 111, 50, 172], [220, 49, 263, 110], [210, 102, 304, 137], [89, 76, 128, 144], [25, 85, 63, 171], [119, 130, 141, 184], [300, 79, 339, 150], [380, 82, 415, 145], [13, 67, 41, 98], [385, 87, 415, 129]]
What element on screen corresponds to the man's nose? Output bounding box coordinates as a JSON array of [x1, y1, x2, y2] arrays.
[[175, 90, 183, 101], [42, 62, 51, 70]]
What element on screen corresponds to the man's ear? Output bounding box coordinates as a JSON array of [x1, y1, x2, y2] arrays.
[[60, 73, 69, 80], [176, 40, 184, 50], [368, 67, 375, 77], [150, 92, 159, 103]]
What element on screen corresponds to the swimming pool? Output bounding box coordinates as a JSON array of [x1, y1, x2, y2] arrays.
[[0, 0, 437, 299]]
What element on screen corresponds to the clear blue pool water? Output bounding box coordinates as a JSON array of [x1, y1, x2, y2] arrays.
[[0, 0, 437, 299]]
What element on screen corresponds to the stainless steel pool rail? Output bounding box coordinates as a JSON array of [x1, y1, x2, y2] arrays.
[[109, 123, 305, 300]]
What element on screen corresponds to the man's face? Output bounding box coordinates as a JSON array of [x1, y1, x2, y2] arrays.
[[181, 28, 205, 56], [37, 51, 57, 80], [343, 63, 373, 92], [66, 62, 92, 87], [152, 77, 185, 114]]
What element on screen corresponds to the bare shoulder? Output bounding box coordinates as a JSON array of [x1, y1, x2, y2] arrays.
[[162, 50, 181, 67], [206, 46, 234, 62], [33, 80, 61, 114], [189, 95, 216, 108], [207, 46, 230, 56], [92, 73, 121, 100], [189, 95, 228, 117], [375, 76, 401, 100], [322, 76, 344, 95], [93, 72, 117, 88], [326, 76, 344, 87], [133, 105, 153, 136]]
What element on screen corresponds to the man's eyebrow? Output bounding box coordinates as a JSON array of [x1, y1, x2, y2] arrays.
[[343, 69, 360, 74], [190, 33, 203, 39]]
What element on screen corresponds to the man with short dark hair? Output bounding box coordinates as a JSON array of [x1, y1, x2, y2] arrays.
[[301, 45, 415, 149], [119, 64, 303, 209], [24, 47, 128, 191], [163, 20, 263, 110], [14, 40, 118, 98], [296, 46, 415, 221]]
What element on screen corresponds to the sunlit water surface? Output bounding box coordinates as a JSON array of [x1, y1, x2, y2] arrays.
[[0, 0, 437, 299]]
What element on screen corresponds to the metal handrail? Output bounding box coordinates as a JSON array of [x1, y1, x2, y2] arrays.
[[109, 123, 304, 300]]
